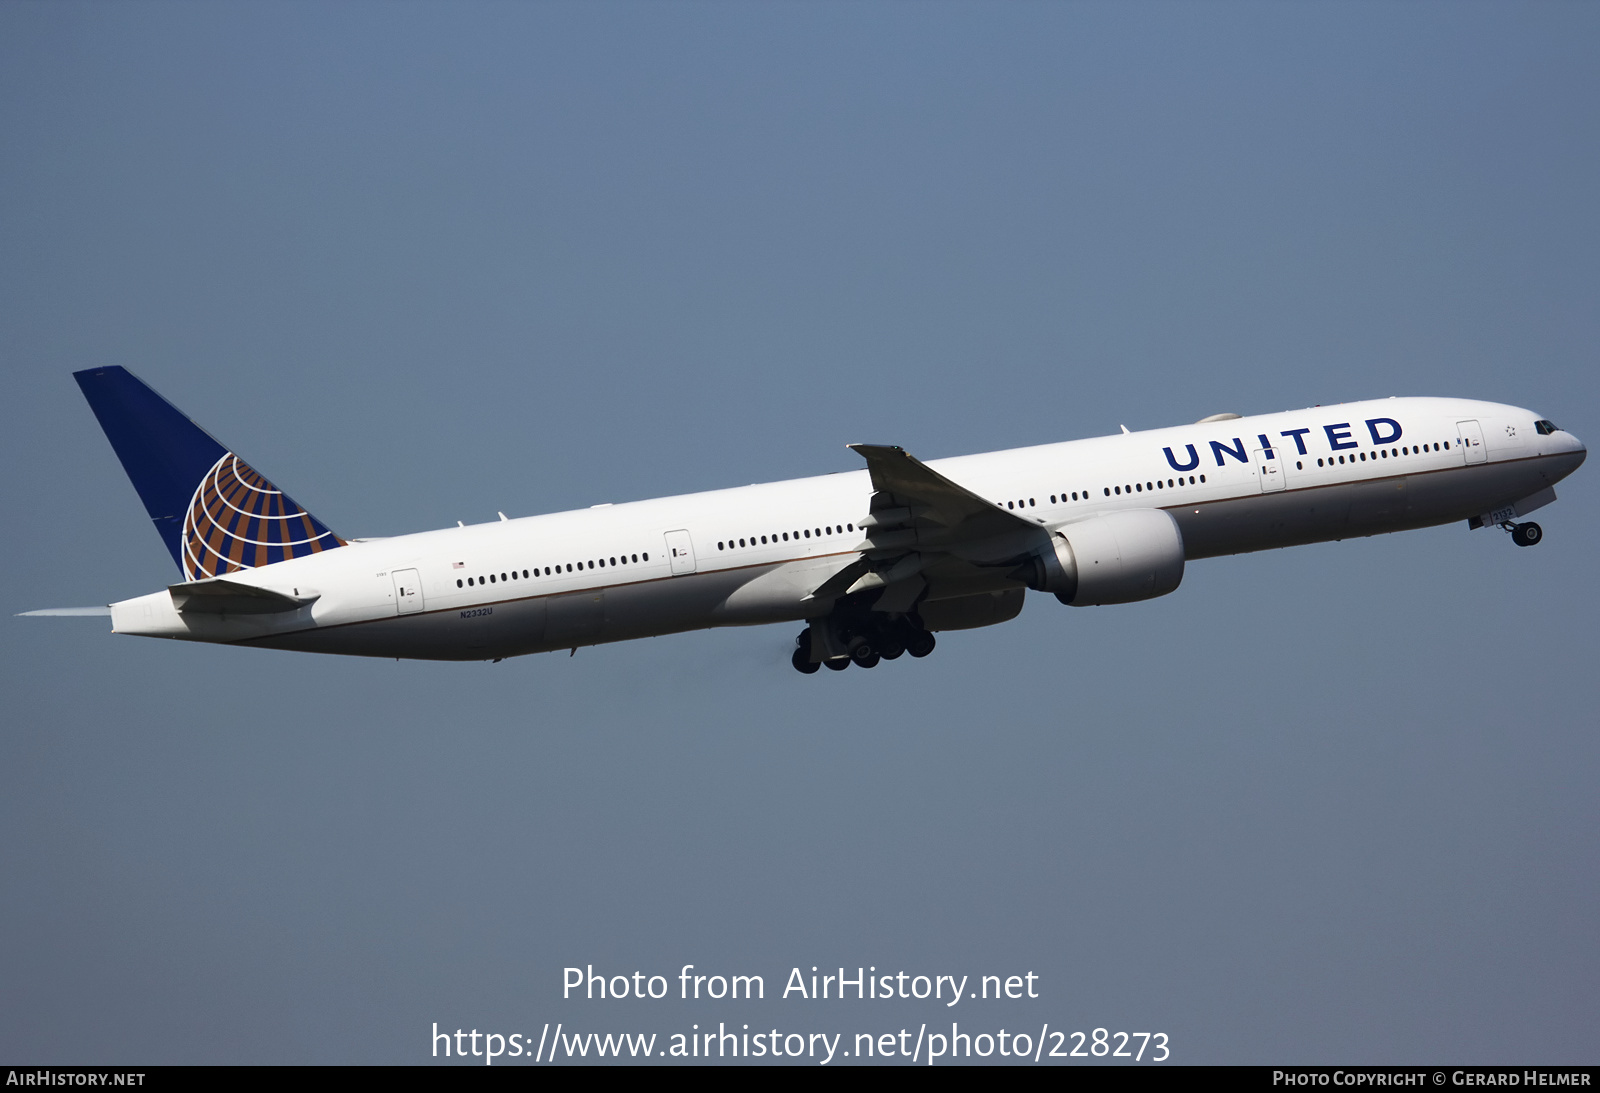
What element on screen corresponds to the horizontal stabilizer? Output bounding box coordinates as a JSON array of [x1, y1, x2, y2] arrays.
[[167, 577, 318, 615], [17, 606, 112, 617]]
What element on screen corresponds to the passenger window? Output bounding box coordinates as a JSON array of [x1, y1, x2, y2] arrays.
[[457, 579, 463, 588]]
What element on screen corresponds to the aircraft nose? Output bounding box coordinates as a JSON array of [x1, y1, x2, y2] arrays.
[[1555, 427, 1586, 468]]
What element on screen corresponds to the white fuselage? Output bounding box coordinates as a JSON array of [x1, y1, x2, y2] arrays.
[[108, 397, 1586, 660]]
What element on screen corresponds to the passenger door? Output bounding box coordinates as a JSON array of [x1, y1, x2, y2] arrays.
[[1253, 446, 1285, 492], [392, 568, 425, 614], [664, 529, 697, 575], [1456, 420, 1487, 465]]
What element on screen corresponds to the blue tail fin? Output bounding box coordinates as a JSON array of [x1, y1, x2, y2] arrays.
[[74, 367, 344, 579]]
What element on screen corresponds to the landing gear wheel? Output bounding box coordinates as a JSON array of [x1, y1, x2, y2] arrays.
[[849, 642, 878, 668], [1512, 522, 1542, 547], [878, 640, 905, 660], [823, 657, 850, 671], [906, 631, 936, 658], [791, 646, 820, 674]]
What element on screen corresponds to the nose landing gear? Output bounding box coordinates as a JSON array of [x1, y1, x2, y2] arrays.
[[1504, 520, 1543, 547]]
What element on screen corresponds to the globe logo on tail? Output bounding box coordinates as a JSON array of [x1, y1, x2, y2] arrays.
[[180, 454, 344, 580]]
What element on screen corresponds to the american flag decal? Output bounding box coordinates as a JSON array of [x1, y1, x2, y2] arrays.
[[180, 453, 344, 580]]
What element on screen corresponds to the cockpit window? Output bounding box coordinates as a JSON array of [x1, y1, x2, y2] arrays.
[[1535, 419, 1558, 435]]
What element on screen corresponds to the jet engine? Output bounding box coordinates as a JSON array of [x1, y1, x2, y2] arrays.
[[1019, 509, 1185, 606]]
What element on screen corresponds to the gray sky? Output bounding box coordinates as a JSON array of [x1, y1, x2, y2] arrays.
[[2, 1, 1596, 1064]]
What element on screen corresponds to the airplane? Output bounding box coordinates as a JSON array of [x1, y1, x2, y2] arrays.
[[22, 367, 1586, 674]]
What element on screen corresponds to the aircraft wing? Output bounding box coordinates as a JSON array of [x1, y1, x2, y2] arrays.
[[828, 444, 1050, 611], [847, 444, 1043, 560]]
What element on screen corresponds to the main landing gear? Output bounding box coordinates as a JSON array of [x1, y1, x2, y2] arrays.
[[1504, 520, 1543, 547], [791, 618, 937, 674]]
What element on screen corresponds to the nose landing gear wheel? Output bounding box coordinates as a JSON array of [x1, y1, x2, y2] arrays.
[[1511, 522, 1543, 547]]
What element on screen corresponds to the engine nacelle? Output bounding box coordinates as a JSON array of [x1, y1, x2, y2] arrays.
[[1020, 509, 1185, 606]]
